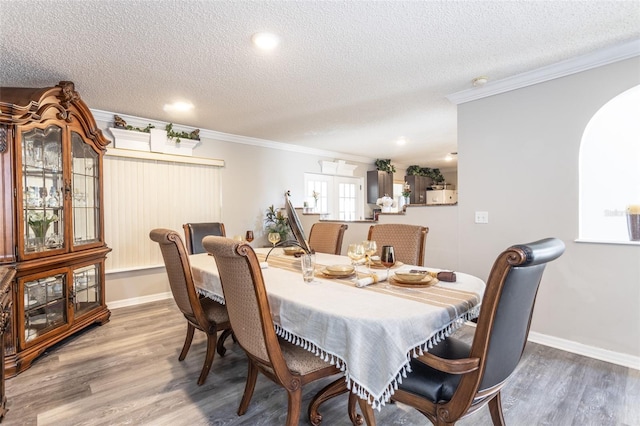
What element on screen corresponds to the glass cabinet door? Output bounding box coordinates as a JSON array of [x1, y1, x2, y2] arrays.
[[21, 126, 64, 254], [72, 263, 101, 317], [23, 272, 67, 344], [71, 132, 100, 247]]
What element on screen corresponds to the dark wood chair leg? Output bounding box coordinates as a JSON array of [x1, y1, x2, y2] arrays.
[[217, 328, 233, 356], [197, 332, 217, 385], [488, 392, 506, 426], [308, 377, 351, 426], [179, 323, 195, 361], [238, 360, 258, 415]]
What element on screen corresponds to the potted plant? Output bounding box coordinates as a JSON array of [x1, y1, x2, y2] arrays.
[[375, 159, 396, 173], [265, 205, 290, 243], [401, 182, 411, 204], [406, 165, 422, 176]]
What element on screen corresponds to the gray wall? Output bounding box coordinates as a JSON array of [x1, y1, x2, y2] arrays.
[[457, 57, 640, 358]]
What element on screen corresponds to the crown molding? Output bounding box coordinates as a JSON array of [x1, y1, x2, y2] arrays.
[[91, 109, 373, 164], [447, 39, 640, 105]]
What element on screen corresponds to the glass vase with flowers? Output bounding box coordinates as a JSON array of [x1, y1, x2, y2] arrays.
[[27, 211, 58, 251]]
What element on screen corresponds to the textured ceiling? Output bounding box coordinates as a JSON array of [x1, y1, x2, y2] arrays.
[[1, 1, 639, 169]]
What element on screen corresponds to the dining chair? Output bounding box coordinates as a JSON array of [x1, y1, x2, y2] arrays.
[[202, 236, 341, 426], [149, 228, 233, 385], [308, 222, 348, 255], [182, 222, 226, 255], [384, 237, 565, 425], [367, 223, 428, 266]]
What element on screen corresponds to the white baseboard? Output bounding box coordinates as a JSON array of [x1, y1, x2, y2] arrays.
[[527, 331, 640, 370], [107, 292, 173, 310]]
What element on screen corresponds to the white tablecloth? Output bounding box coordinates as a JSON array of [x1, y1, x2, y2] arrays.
[[189, 248, 485, 409]]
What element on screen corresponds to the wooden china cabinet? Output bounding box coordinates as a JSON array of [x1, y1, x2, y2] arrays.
[[0, 81, 111, 377]]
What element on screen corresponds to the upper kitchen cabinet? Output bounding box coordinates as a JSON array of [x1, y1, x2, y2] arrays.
[[367, 170, 394, 204], [0, 81, 112, 376]]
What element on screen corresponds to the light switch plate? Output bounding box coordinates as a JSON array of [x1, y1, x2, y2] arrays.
[[475, 211, 489, 224]]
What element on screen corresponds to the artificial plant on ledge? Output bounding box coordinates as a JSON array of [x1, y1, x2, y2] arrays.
[[165, 123, 200, 143], [375, 159, 396, 173]]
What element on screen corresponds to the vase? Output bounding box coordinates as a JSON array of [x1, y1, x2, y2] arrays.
[[627, 213, 640, 241], [397, 197, 405, 210], [29, 224, 50, 252]]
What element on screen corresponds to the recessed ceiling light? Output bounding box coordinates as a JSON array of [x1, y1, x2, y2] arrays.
[[396, 137, 407, 146], [445, 152, 457, 161], [252, 32, 280, 51], [163, 101, 194, 113]]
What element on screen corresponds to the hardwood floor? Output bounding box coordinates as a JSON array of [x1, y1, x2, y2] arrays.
[[3, 299, 639, 425]]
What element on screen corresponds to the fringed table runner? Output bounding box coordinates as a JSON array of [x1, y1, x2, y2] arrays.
[[191, 250, 485, 410]]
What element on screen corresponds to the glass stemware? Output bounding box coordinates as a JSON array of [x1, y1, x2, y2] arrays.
[[380, 245, 396, 281], [245, 230, 254, 242], [363, 240, 377, 271], [347, 243, 365, 278], [268, 232, 280, 247]]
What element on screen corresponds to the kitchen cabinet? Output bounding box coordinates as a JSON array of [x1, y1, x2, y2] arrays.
[[367, 170, 393, 204], [0, 81, 111, 376], [404, 175, 429, 204]]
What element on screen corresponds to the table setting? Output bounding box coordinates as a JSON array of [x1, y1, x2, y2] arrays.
[[190, 245, 485, 410]]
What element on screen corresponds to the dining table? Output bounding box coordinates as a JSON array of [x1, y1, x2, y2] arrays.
[[189, 247, 485, 425]]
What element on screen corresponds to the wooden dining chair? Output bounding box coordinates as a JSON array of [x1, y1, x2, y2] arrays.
[[149, 228, 233, 385], [308, 222, 348, 255], [367, 223, 428, 266], [384, 237, 565, 425], [202, 235, 341, 426], [182, 222, 226, 254]]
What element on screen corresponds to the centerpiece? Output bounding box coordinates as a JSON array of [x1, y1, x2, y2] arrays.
[[27, 211, 58, 250], [264, 205, 290, 244], [376, 195, 396, 213]]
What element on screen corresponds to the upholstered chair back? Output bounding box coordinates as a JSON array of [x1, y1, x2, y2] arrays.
[[149, 229, 202, 323], [473, 238, 566, 391], [183, 222, 226, 254], [308, 223, 348, 255], [202, 236, 275, 364], [367, 224, 428, 266]]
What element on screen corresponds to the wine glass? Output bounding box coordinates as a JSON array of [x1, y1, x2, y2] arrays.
[[363, 240, 377, 271], [268, 232, 280, 247], [380, 245, 396, 281], [245, 231, 254, 242], [347, 243, 365, 278]]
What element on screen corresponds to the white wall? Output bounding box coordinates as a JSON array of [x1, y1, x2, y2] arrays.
[[94, 118, 373, 305], [457, 57, 640, 360]]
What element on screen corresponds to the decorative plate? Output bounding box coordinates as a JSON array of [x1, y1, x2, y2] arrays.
[[325, 264, 355, 274], [389, 274, 437, 288], [319, 268, 355, 279], [283, 247, 304, 255], [394, 271, 427, 282]]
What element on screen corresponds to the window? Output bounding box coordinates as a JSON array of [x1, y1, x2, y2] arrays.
[[304, 173, 364, 220], [579, 84, 640, 243]]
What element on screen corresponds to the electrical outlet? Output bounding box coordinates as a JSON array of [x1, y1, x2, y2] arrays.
[[475, 211, 489, 224]]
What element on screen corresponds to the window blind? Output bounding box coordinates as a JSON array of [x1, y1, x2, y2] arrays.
[[103, 154, 222, 272]]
